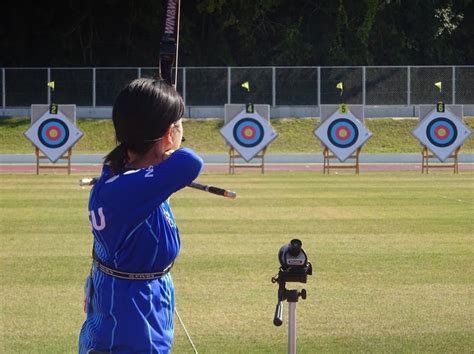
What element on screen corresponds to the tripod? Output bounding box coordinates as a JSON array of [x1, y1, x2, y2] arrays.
[[273, 276, 307, 354], [272, 239, 312, 354]]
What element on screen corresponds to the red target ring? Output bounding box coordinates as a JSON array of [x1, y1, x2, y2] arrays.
[[46, 126, 61, 141], [242, 126, 256, 139], [335, 126, 350, 141]]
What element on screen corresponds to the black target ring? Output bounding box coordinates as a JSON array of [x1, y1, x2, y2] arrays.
[[327, 118, 359, 148], [426, 117, 457, 148], [232, 117, 264, 148], [38, 118, 70, 148]]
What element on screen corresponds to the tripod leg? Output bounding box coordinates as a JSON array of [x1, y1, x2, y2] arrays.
[[288, 302, 297, 354], [274, 301, 283, 326]]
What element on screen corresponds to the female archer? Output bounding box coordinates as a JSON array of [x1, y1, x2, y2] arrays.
[[79, 77, 203, 353]]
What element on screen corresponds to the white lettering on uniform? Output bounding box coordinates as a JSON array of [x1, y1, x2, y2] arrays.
[[162, 206, 175, 228], [90, 207, 106, 231], [145, 165, 154, 178]]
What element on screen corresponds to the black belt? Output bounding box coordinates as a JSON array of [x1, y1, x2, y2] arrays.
[[92, 251, 173, 280]]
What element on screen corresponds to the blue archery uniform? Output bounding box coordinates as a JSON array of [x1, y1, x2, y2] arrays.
[[79, 148, 203, 353]]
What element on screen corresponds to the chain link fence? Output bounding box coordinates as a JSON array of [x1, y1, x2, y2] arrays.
[[1, 66, 473, 108]]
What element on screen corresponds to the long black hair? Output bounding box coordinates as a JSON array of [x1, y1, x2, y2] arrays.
[[104, 78, 184, 174]]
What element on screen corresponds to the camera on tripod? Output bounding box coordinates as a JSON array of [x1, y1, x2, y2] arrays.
[[275, 238, 312, 283], [272, 239, 313, 354]]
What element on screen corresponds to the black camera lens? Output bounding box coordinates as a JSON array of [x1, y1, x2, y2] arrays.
[[288, 239, 302, 256]]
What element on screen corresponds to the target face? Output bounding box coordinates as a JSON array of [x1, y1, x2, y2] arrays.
[[327, 118, 359, 148], [220, 109, 277, 162], [426, 118, 457, 147], [38, 118, 70, 148], [412, 106, 471, 162], [314, 107, 372, 162], [233, 118, 264, 148], [24, 109, 83, 163]]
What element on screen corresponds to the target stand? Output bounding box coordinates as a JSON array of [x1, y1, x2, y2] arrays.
[[413, 104, 471, 175], [421, 146, 460, 174], [25, 104, 82, 175], [228, 146, 267, 174], [323, 146, 361, 174], [315, 105, 372, 175], [222, 104, 276, 174], [35, 147, 73, 175]]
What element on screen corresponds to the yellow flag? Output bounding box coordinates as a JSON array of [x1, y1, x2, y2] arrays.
[[434, 81, 442, 92], [47, 81, 55, 90], [241, 81, 250, 92], [336, 82, 343, 90]]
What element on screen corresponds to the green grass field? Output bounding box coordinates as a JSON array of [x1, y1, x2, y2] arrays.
[[1, 116, 473, 154], [1, 171, 473, 353]]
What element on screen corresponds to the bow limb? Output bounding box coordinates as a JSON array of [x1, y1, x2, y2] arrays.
[[159, 0, 181, 88]]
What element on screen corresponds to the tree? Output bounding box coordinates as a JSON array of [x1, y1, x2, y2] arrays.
[[0, 0, 472, 67]]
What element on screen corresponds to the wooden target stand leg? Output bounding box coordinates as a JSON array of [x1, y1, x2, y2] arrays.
[[228, 147, 266, 174], [35, 147, 73, 175], [323, 146, 361, 175], [421, 146, 460, 175]]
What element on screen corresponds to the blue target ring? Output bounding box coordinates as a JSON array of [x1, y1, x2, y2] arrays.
[[38, 118, 69, 148], [233, 117, 264, 148], [427, 117, 457, 148], [327, 118, 359, 148]]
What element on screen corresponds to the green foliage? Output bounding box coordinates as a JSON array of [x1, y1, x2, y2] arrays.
[[1, 0, 472, 66], [1, 172, 473, 352], [1, 116, 473, 154]]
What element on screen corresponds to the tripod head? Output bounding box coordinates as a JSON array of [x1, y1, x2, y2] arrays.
[[272, 239, 312, 327]]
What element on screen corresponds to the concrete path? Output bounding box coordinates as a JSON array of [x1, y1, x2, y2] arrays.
[[1, 153, 473, 174]]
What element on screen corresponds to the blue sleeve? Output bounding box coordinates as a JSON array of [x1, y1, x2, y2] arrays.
[[96, 147, 203, 221]]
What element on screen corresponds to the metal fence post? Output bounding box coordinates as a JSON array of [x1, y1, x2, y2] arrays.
[[182, 67, 187, 106], [317, 66, 321, 107], [227, 67, 231, 104], [47, 68, 51, 104], [272, 66, 276, 107], [452, 66, 456, 105], [2, 68, 5, 109], [407, 66, 411, 106], [92, 68, 96, 108], [362, 66, 366, 105], [138, 67, 141, 78]]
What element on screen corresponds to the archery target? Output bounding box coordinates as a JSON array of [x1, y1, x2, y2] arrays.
[[314, 107, 372, 162], [38, 118, 70, 148], [233, 118, 264, 148], [24, 109, 83, 163], [426, 118, 457, 147], [220, 109, 277, 162], [412, 106, 471, 162], [327, 119, 359, 148]]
